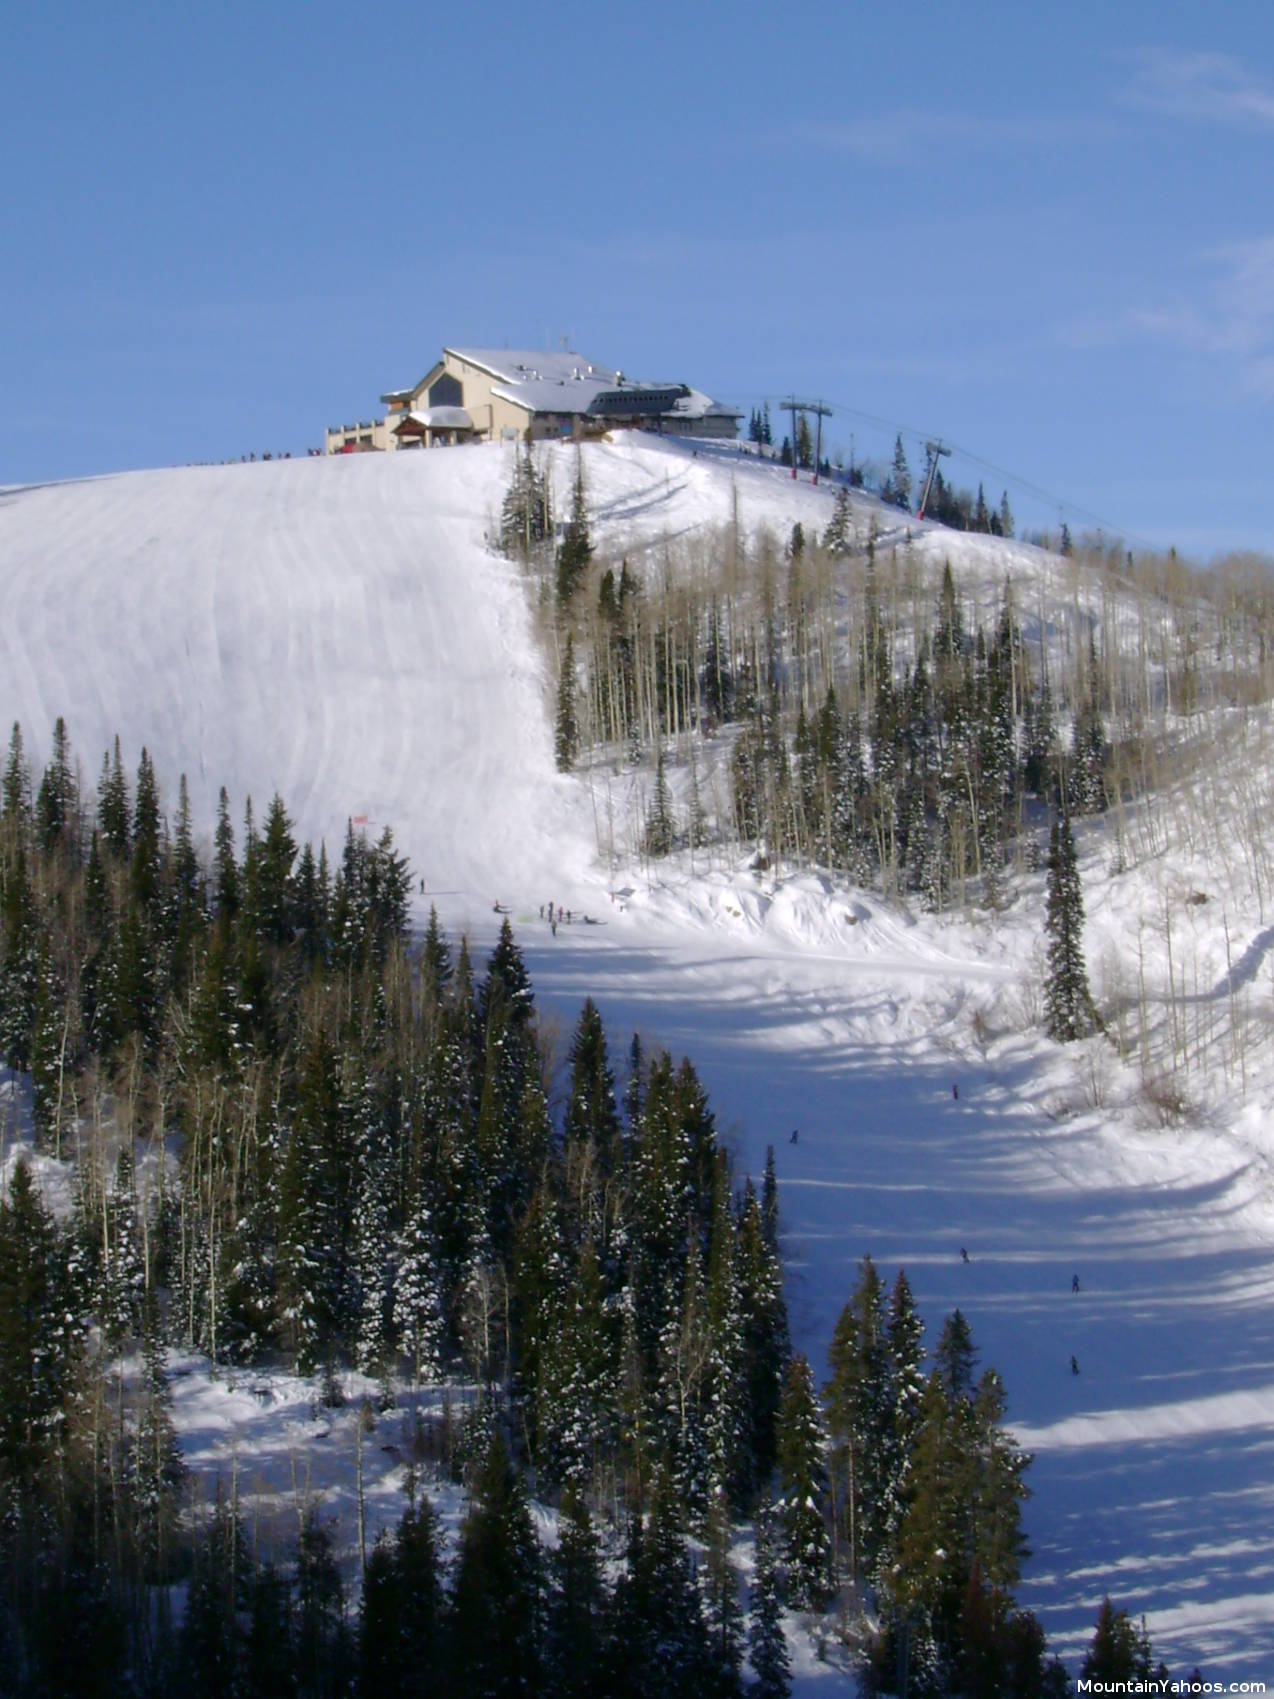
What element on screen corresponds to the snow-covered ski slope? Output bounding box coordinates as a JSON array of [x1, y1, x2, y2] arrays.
[[3, 437, 1274, 1677]]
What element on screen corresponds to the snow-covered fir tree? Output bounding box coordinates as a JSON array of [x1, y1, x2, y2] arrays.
[[1044, 812, 1097, 1042], [393, 1186, 444, 1388], [748, 1518, 792, 1699], [773, 1352, 830, 1610]]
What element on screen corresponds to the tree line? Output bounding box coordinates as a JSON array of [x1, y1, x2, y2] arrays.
[[0, 717, 1186, 1692]]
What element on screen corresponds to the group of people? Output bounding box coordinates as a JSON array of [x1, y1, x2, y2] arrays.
[[959, 1248, 1086, 1375]]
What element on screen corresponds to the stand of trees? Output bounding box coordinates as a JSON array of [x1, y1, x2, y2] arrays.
[[0, 720, 795, 1694], [0, 717, 1194, 1693]]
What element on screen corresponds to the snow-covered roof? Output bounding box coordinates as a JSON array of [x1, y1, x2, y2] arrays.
[[488, 376, 687, 418], [385, 347, 736, 427], [395, 406, 473, 431], [669, 387, 744, 421], [451, 347, 692, 419], [446, 348, 621, 387]]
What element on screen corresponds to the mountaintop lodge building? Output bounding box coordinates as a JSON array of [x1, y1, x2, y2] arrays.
[[325, 346, 741, 453]]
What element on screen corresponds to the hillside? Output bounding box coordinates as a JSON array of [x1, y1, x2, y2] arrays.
[[2, 436, 1273, 1677]]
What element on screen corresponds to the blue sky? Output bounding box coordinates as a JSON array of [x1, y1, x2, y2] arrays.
[[4, 0, 1272, 555]]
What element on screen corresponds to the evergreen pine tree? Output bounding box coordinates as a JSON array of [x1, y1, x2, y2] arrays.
[[736, 1180, 788, 1496], [500, 441, 553, 561], [825, 1255, 893, 1585], [936, 1307, 979, 1402], [352, 1103, 393, 1378], [544, 1483, 608, 1699], [393, 1187, 444, 1388], [888, 434, 913, 510], [182, 1495, 250, 1698], [556, 631, 580, 772], [822, 487, 853, 554], [774, 1353, 830, 1609], [128, 1292, 185, 1578], [969, 1367, 1031, 1598], [1044, 814, 1096, 1042], [2, 722, 32, 829], [295, 1514, 349, 1699], [131, 746, 164, 913], [0, 1160, 76, 1481], [748, 1518, 792, 1699], [450, 1432, 541, 1699], [564, 995, 620, 1161], [29, 939, 66, 1147], [645, 748, 676, 858], [556, 450, 593, 609], [97, 735, 130, 858], [254, 793, 298, 943], [884, 1268, 926, 1540], [420, 903, 453, 1005], [1080, 1597, 1144, 1682], [245, 1563, 298, 1699], [0, 841, 39, 1070], [702, 1496, 745, 1697], [103, 1144, 146, 1343], [359, 1497, 443, 1699], [35, 717, 77, 857], [213, 784, 238, 922]]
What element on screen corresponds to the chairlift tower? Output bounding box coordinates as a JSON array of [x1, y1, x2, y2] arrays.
[[917, 438, 951, 520], [781, 397, 833, 482]]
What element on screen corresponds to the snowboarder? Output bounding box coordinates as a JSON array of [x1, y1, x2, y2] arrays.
[[1071, 1355, 1080, 1376], [1072, 1273, 1080, 1294], [961, 1247, 970, 1263], [953, 1082, 959, 1100], [789, 1128, 799, 1145]]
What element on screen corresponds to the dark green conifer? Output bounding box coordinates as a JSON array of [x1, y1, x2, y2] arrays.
[[97, 735, 130, 858], [1044, 813, 1096, 1042], [748, 1518, 792, 1699], [556, 451, 593, 609], [774, 1353, 830, 1609], [2, 722, 31, 830], [556, 630, 580, 772], [450, 1432, 541, 1699], [545, 1484, 608, 1699]]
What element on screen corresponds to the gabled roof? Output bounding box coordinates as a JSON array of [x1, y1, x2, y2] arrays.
[[381, 358, 447, 407], [382, 346, 738, 427], [450, 348, 689, 417]]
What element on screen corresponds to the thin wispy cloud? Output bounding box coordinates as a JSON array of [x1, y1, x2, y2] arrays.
[[1062, 237, 1274, 400], [1126, 47, 1274, 128], [796, 109, 1110, 159]]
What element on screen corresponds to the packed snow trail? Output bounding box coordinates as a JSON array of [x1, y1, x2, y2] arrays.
[[3, 440, 1274, 1675], [510, 903, 1274, 1675]]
